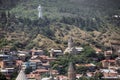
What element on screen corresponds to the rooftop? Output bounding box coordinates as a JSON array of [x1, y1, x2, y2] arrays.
[[100, 69, 117, 73]]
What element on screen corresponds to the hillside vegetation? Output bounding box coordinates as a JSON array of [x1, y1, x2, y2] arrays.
[[0, 0, 120, 50]]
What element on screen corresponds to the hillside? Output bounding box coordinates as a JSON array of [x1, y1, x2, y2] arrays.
[[0, 0, 120, 51], [10, 0, 120, 19]]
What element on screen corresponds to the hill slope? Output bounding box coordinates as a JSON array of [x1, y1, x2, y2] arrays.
[[0, 0, 120, 50], [10, 0, 120, 19]]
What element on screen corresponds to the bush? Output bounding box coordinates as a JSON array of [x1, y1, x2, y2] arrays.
[[76, 66, 88, 74], [0, 72, 7, 80]]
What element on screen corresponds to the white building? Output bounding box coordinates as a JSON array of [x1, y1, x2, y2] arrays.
[[49, 49, 63, 57]]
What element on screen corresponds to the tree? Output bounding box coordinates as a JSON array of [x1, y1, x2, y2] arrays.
[[97, 53, 105, 61], [111, 54, 118, 59], [11, 71, 18, 80], [0, 72, 7, 80], [83, 46, 96, 58], [76, 66, 88, 74], [25, 67, 32, 74], [94, 72, 103, 80]]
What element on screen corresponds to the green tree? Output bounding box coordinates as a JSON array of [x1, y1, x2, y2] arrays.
[[83, 46, 96, 58], [97, 53, 105, 61], [76, 66, 88, 74], [0, 72, 7, 80], [25, 67, 32, 74], [11, 71, 18, 80]]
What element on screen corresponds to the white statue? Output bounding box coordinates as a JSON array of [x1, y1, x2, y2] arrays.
[[38, 5, 42, 18]]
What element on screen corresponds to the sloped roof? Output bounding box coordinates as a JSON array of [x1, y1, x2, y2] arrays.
[[16, 70, 28, 80]]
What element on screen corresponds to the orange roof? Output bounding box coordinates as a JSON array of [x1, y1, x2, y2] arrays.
[[16, 60, 23, 65], [47, 57, 56, 60], [105, 51, 113, 54], [76, 63, 96, 67], [51, 70, 59, 74], [94, 48, 102, 52], [101, 60, 115, 63], [39, 55, 49, 59], [27, 73, 40, 79], [34, 69, 49, 73], [57, 75, 68, 79], [42, 63, 50, 66], [29, 59, 41, 63], [111, 41, 120, 45], [31, 49, 43, 52]]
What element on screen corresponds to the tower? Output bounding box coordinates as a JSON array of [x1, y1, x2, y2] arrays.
[[68, 37, 74, 49], [38, 4, 42, 18], [64, 36, 77, 54], [50, 49, 54, 57], [68, 62, 76, 80], [49, 67, 54, 80], [16, 70, 28, 80]]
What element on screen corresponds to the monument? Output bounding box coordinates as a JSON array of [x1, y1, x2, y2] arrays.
[[64, 37, 77, 54], [38, 5, 42, 18], [64, 36, 84, 54]]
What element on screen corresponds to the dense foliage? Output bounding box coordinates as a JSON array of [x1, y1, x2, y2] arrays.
[[0, 72, 7, 80], [50, 45, 104, 75], [0, 0, 120, 50]]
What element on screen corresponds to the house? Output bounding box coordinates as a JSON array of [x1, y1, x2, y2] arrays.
[[86, 72, 94, 77], [76, 74, 83, 79], [0, 46, 12, 54], [104, 50, 113, 59], [115, 57, 120, 67], [22, 62, 37, 70], [75, 47, 84, 52], [0, 68, 15, 75], [22, 62, 30, 70], [32, 68, 49, 74], [111, 40, 120, 54], [0, 54, 17, 80], [27, 72, 41, 80], [42, 62, 50, 69], [31, 48, 44, 56], [0, 54, 16, 68], [39, 55, 56, 63], [49, 49, 63, 57], [76, 63, 96, 71], [29, 59, 42, 69], [56, 75, 68, 80], [17, 51, 30, 61], [94, 48, 102, 54], [100, 69, 119, 80], [16, 60, 23, 67], [101, 60, 116, 68]]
